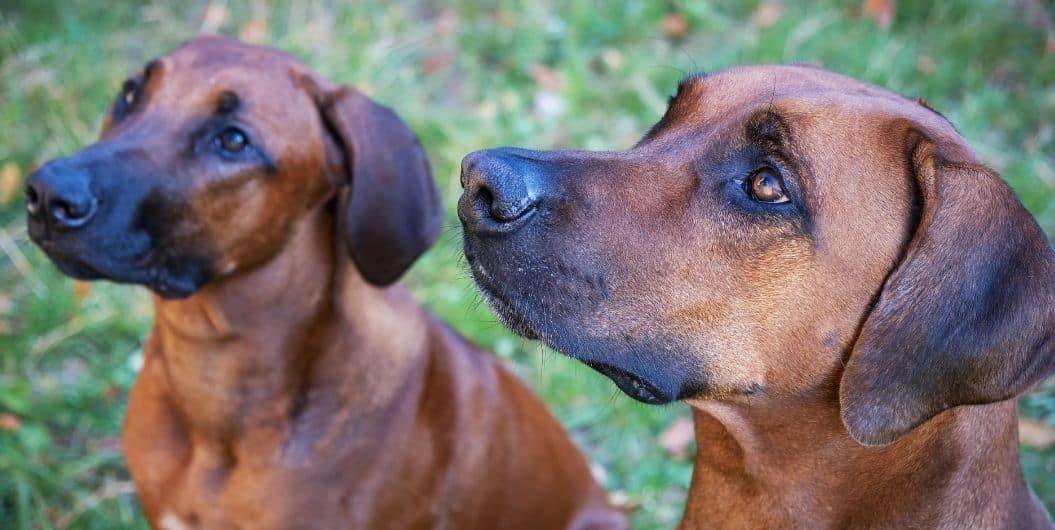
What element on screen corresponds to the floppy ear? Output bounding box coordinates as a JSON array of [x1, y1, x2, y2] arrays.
[[317, 86, 442, 285], [839, 126, 1055, 446]]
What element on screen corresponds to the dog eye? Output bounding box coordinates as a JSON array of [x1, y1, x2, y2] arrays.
[[214, 127, 249, 153], [744, 168, 789, 204], [114, 79, 141, 116]]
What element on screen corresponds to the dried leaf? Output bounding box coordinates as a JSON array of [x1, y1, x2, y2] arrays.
[[864, 0, 895, 30], [1046, 34, 1055, 56], [608, 490, 642, 512], [73, 280, 92, 302], [0, 413, 22, 432], [660, 13, 689, 40], [200, 3, 230, 33], [752, 3, 785, 29], [659, 415, 695, 459], [0, 162, 22, 205], [917, 54, 936, 76], [239, 17, 268, 44], [530, 64, 562, 91], [420, 51, 454, 76], [1020, 417, 1055, 450]]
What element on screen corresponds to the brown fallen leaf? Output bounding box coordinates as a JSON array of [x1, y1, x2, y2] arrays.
[[0, 413, 22, 432], [917, 54, 936, 76], [752, 2, 784, 29], [1019, 417, 1055, 450], [421, 51, 454, 76], [530, 64, 563, 91], [661, 13, 689, 41], [74, 281, 92, 302], [864, 0, 895, 30], [200, 3, 230, 33], [608, 490, 642, 513], [0, 162, 22, 205], [659, 415, 695, 459], [239, 17, 268, 44], [1046, 34, 1055, 56]]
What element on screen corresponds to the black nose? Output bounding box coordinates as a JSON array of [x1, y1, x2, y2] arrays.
[[459, 148, 542, 233], [25, 161, 99, 230]]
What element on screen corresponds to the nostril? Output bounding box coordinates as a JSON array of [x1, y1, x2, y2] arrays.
[[25, 185, 42, 216], [476, 185, 495, 210], [472, 182, 538, 224], [48, 196, 97, 228], [489, 194, 539, 222]]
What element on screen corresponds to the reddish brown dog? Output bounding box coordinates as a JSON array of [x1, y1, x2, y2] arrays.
[[25, 36, 625, 530], [460, 65, 1055, 528]]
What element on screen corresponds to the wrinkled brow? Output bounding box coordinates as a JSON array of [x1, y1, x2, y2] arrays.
[[216, 90, 240, 115]]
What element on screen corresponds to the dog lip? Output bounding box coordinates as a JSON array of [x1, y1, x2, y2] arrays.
[[584, 361, 672, 405], [466, 261, 541, 340]]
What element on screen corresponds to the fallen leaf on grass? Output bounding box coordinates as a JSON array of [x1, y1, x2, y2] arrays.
[[239, 17, 268, 44], [864, 0, 895, 30], [659, 415, 695, 459], [74, 280, 92, 302], [200, 3, 230, 33], [661, 13, 689, 40], [752, 3, 784, 29], [0, 162, 22, 205], [530, 64, 563, 91], [0, 413, 22, 432], [609, 490, 642, 513], [917, 54, 936, 76], [421, 51, 454, 76], [1020, 417, 1055, 450]]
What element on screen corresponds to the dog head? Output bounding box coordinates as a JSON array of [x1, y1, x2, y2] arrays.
[[459, 65, 1055, 445], [26, 35, 439, 297]]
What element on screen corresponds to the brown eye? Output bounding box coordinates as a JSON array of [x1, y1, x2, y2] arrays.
[[746, 167, 789, 203], [215, 127, 249, 153], [114, 79, 141, 117]]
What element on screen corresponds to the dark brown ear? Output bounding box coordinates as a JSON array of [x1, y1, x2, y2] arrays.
[[317, 86, 442, 285], [840, 127, 1055, 446]]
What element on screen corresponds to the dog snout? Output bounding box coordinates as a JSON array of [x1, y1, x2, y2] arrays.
[[26, 160, 99, 230], [459, 148, 543, 233]]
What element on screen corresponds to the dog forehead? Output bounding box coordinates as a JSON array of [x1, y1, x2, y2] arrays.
[[666, 65, 953, 135], [155, 36, 310, 103], [171, 34, 305, 71], [139, 39, 323, 132]]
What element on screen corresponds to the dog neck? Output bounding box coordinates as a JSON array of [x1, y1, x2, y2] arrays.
[[147, 205, 428, 447], [682, 392, 1038, 528]]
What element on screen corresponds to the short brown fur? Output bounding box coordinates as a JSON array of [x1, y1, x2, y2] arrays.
[[459, 65, 1055, 529], [27, 36, 624, 530]]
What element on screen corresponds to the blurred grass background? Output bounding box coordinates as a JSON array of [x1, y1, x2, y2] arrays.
[[1, 1, 1054, 528]]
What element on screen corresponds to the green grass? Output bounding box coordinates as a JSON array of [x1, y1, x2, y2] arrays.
[[1, 1, 1053, 528]]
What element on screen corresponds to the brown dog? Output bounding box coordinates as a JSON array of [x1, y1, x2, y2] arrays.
[[24, 36, 625, 530], [459, 65, 1055, 528]]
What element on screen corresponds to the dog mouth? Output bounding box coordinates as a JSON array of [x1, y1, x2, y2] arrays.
[[33, 239, 205, 299], [466, 252, 682, 405], [584, 361, 672, 405]]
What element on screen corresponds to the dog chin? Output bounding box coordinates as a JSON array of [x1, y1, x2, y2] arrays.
[[40, 248, 208, 299], [476, 286, 541, 340]]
